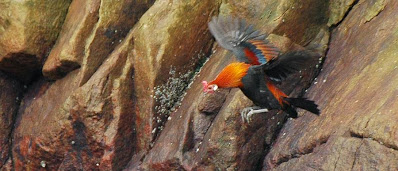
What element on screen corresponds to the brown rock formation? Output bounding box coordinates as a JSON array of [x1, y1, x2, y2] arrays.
[[12, 32, 136, 170], [0, 0, 397, 170], [4, 0, 154, 170], [0, 72, 22, 168], [130, 0, 220, 152], [264, 0, 398, 170], [78, 0, 155, 85], [0, 0, 72, 82], [42, 0, 102, 79]]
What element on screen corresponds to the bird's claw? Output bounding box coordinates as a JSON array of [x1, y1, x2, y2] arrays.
[[241, 107, 268, 123], [246, 109, 255, 123], [240, 108, 253, 123]]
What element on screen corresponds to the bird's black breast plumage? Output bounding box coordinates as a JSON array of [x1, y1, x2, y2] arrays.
[[240, 67, 281, 109]]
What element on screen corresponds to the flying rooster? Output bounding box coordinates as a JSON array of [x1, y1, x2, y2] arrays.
[[202, 62, 320, 122], [203, 16, 320, 122]]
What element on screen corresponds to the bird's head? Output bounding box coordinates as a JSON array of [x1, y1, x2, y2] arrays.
[[201, 62, 251, 94], [202, 81, 218, 94]]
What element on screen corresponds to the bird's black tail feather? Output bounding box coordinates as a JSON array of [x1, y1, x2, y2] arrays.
[[283, 97, 320, 118]]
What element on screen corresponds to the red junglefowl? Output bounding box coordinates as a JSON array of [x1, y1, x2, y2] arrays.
[[205, 15, 320, 122], [208, 15, 318, 82], [202, 62, 320, 122]]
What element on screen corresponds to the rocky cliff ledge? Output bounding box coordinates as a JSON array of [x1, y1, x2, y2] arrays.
[[0, 0, 397, 170]]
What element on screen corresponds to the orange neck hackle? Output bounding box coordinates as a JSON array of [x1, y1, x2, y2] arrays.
[[209, 62, 251, 88]]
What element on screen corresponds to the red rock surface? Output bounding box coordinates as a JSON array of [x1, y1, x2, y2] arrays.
[[12, 34, 136, 170], [264, 0, 398, 170], [0, 72, 22, 169], [0, 0, 397, 170]]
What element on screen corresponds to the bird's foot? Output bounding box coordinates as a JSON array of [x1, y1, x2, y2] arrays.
[[241, 106, 269, 123]]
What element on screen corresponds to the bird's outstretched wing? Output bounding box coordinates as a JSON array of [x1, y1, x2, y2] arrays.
[[208, 16, 280, 64], [208, 16, 264, 50], [260, 50, 320, 82], [241, 40, 280, 65]]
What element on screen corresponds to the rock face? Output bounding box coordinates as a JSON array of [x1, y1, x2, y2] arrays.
[[264, 0, 398, 170], [130, 0, 220, 152], [0, 0, 72, 82], [0, 72, 22, 169], [1, 0, 398, 170], [12, 32, 136, 170], [42, 0, 101, 79], [3, 0, 154, 170]]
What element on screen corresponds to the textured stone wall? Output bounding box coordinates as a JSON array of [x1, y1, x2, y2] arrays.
[[0, 0, 397, 170]]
